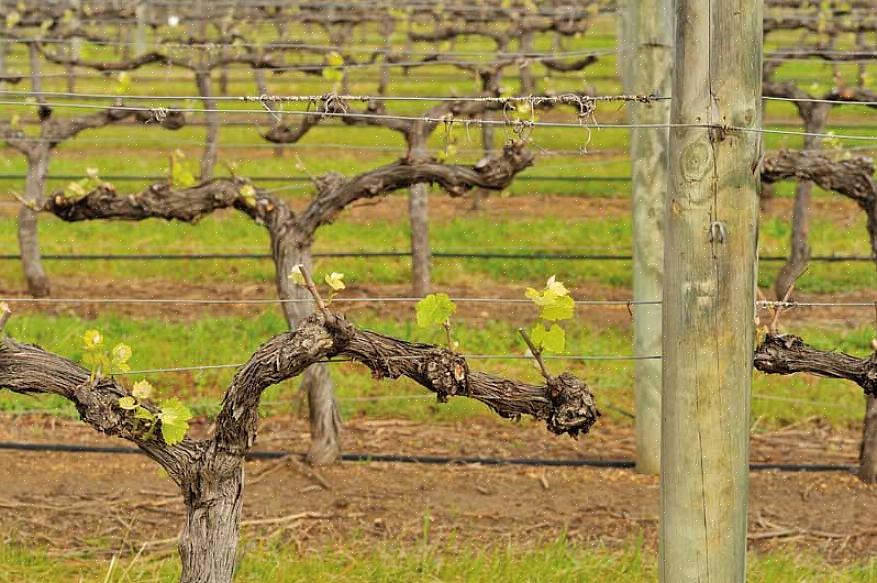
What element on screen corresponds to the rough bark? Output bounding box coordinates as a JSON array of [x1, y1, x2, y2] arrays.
[[755, 333, 877, 484], [862, 396, 877, 483], [252, 69, 284, 157], [19, 43, 50, 297], [0, 308, 599, 582], [755, 334, 877, 396], [408, 135, 432, 296], [761, 88, 831, 299], [409, 182, 431, 296], [19, 154, 50, 297], [195, 71, 219, 180]]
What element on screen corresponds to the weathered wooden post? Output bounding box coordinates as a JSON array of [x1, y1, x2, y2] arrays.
[[661, 0, 762, 580], [622, 0, 673, 475], [134, 2, 148, 57]]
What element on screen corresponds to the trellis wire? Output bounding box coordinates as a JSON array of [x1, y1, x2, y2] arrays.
[[0, 89, 665, 104], [6, 89, 877, 107], [0, 296, 661, 306], [0, 252, 875, 264], [6, 297, 877, 309], [4, 99, 877, 140]]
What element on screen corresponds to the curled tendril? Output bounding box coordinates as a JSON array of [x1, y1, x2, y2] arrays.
[[322, 92, 349, 115], [147, 107, 168, 124]]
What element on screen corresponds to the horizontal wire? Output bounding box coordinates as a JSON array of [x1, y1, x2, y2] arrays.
[[757, 300, 877, 308], [0, 296, 661, 306], [763, 95, 877, 106], [3, 99, 876, 140], [6, 297, 877, 309], [7, 89, 877, 107]]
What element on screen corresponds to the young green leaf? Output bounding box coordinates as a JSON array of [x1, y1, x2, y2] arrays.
[[134, 406, 155, 422], [288, 264, 306, 285], [82, 329, 103, 349], [111, 343, 133, 372], [545, 275, 569, 297], [530, 323, 566, 353], [416, 293, 456, 328], [539, 294, 575, 322], [118, 396, 138, 410], [131, 380, 154, 400], [324, 272, 346, 291], [158, 398, 192, 445], [170, 149, 197, 188]]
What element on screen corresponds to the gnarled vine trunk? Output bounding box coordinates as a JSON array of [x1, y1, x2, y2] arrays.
[[196, 71, 220, 180], [178, 459, 244, 583], [409, 184, 431, 297], [408, 137, 431, 297], [19, 151, 50, 297], [861, 396, 877, 483], [772, 107, 830, 300], [273, 235, 341, 465]]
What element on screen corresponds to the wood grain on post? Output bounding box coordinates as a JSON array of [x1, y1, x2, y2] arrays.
[[661, 1, 762, 581], [622, 0, 673, 476]]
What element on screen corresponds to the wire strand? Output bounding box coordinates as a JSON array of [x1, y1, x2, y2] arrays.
[[3, 99, 876, 140]]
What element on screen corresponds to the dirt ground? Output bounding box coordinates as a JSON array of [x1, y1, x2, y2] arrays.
[[1, 415, 875, 563]]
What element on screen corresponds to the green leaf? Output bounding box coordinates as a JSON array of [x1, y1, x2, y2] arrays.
[[326, 51, 344, 67], [158, 398, 192, 445], [545, 275, 568, 297], [134, 406, 155, 421], [82, 329, 103, 349], [540, 294, 575, 322], [529, 323, 565, 354], [542, 324, 566, 353], [322, 68, 343, 82], [288, 264, 305, 285], [324, 272, 345, 291], [131, 380, 154, 400], [416, 293, 456, 328], [118, 396, 138, 410], [112, 343, 132, 365], [5, 11, 21, 29], [170, 150, 196, 188]]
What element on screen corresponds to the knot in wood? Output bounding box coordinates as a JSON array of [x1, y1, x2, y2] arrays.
[[864, 354, 877, 397], [753, 334, 805, 375], [421, 349, 468, 402], [323, 313, 356, 347], [544, 372, 600, 437], [314, 172, 346, 195]]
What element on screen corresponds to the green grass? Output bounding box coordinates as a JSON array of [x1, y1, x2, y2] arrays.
[[1, 538, 874, 583], [0, 309, 869, 428], [1, 196, 874, 295]]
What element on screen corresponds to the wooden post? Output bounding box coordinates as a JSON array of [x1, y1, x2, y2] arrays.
[[622, 0, 673, 475], [134, 2, 148, 57], [660, 0, 762, 580]]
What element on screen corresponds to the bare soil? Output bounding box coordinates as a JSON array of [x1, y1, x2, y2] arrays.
[[0, 416, 874, 563]]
